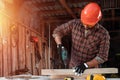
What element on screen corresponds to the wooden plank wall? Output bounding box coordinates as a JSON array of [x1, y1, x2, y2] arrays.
[[0, 12, 49, 77]]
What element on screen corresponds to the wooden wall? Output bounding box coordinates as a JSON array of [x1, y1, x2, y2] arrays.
[[0, 10, 49, 77]]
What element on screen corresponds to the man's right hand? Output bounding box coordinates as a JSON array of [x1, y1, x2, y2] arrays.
[[57, 44, 63, 54], [54, 36, 62, 45]]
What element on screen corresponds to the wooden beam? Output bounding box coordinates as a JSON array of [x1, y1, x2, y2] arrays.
[[59, 0, 77, 19], [102, 17, 120, 21], [41, 16, 72, 23], [66, 0, 96, 3], [34, 1, 57, 7], [41, 68, 118, 76], [41, 15, 72, 20], [38, 7, 81, 15], [38, 9, 67, 14]]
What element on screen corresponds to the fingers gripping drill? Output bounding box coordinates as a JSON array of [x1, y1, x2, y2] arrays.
[[57, 44, 68, 68]]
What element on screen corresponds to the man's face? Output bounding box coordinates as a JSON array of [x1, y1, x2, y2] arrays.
[[81, 20, 95, 29], [83, 24, 95, 29]]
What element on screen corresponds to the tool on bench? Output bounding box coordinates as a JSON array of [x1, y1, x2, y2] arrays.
[[86, 74, 105, 80], [64, 77, 74, 80]]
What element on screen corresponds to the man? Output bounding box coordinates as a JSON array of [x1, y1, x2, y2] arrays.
[[52, 2, 110, 75]]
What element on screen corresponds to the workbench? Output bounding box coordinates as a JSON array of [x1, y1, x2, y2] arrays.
[[0, 68, 119, 80], [41, 68, 119, 80], [0, 75, 119, 80], [0, 76, 120, 80]]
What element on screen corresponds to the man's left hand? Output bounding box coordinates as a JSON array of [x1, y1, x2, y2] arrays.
[[73, 63, 88, 76]]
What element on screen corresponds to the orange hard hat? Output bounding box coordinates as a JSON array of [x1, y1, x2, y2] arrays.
[[81, 2, 102, 26]]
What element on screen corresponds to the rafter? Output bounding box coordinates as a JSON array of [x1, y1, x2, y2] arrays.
[[59, 0, 77, 19], [38, 9, 67, 14], [32, 1, 59, 7]]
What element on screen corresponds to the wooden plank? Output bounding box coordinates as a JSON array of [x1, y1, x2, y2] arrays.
[[3, 35, 8, 76], [25, 29, 32, 74], [41, 68, 118, 76], [0, 40, 3, 76], [30, 32, 36, 75], [49, 75, 87, 79], [18, 26, 26, 69]]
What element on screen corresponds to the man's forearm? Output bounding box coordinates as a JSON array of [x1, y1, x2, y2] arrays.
[[86, 59, 99, 68]]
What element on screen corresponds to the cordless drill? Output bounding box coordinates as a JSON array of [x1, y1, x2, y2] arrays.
[[57, 44, 68, 68]]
